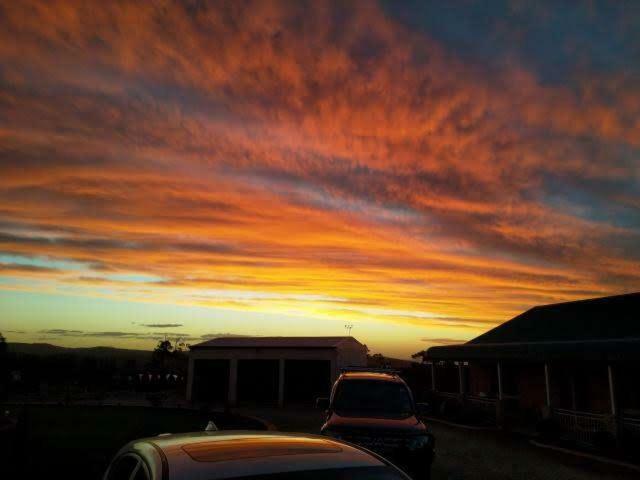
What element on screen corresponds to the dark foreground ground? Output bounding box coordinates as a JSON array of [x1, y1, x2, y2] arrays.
[[1, 404, 266, 479], [2, 404, 637, 480], [429, 421, 636, 480], [236, 406, 639, 480]]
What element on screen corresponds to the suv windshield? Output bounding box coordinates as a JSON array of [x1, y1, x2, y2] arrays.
[[333, 379, 413, 418]]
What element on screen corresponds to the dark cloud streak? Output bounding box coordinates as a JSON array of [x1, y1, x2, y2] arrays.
[[0, 0, 638, 340]]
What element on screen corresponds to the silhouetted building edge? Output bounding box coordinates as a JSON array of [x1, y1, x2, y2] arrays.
[[420, 292, 640, 451], [187, 336, 367, 407]]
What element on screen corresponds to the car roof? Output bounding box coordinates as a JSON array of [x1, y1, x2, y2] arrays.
[[339, 371, 404, 383], [128, 431, 388, 479]]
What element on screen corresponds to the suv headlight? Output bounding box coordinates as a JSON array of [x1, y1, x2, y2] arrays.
[[407, 433, 433, 451]]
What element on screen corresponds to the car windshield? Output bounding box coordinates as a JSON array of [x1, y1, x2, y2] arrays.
[[237, 466, 407, 479], [332, 380, 413, 418]]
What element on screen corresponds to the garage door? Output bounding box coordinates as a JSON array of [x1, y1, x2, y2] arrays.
[[237, 359, 279, 404], [193, 359, 229, 403], [284, 359, 331, 404]]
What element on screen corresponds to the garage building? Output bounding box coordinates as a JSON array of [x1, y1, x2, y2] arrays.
[[187, 336, 367, 407]]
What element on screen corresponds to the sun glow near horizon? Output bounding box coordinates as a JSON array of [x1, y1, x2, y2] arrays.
[[1, 0, 639, 358]]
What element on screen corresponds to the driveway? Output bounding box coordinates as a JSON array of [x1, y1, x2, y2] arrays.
[[428, 420, 635, 480], [236, 407, 637, 480]]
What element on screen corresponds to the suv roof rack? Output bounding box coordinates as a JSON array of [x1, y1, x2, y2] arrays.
[[340, 367, 399, 375]]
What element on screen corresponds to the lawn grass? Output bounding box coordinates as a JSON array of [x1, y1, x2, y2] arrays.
[[6, 404, 266, 479]]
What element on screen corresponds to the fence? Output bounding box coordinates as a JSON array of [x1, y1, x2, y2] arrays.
[[466, 395, 497, 420], [621, 416, 640, 443], [553, 408, 610, 447], [435, 391, 460, 399]]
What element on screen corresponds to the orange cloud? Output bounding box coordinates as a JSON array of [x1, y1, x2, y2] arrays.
[[0, 1, 638, 351]]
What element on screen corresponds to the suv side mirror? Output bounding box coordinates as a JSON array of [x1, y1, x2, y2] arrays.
[[316, 397, 329, 410], [415, 402, 430, 416]]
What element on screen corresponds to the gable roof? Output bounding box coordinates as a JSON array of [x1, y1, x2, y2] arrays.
[[470, 292, 640, 344], [426, 292, 640, 361], [190, 336, 361, 350]]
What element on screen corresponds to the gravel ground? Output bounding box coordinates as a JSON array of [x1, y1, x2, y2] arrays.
[[429, 421, 636, 480], [236, 407, 638, 480]]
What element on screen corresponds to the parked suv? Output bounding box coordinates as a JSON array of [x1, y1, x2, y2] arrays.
[[317, 370, 435, 480]]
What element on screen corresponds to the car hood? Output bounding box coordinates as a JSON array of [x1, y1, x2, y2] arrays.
[[322, 412, 426, 435]]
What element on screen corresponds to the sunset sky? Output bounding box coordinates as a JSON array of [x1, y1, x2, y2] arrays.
[[1, 0, 639, 358]]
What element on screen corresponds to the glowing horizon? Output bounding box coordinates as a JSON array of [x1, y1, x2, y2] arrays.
[[1, 1, 639, 358]]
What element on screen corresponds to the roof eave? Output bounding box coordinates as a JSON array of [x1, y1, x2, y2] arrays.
[[425, 339, 640, 362]]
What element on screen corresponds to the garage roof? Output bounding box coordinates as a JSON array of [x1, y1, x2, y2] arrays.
[[190, 336, 361, 350]]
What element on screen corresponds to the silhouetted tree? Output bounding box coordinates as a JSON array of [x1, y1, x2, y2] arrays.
[[152, 338, 174, 369], [151, 338, 188, 375], [0, 332, 7, 356], [411, 350, 426, 362], [368, 353, 389, 368]]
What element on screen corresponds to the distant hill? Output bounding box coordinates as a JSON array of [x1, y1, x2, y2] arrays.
[[8, 342, 152, 365], [8, 343, 416, 369]]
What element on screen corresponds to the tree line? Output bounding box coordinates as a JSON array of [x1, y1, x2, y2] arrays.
[[0, 333, 188, 401]]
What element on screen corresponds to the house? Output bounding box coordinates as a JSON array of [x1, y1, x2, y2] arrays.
[[420, 292, 640, 448], [187, 336, 367, 407]]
